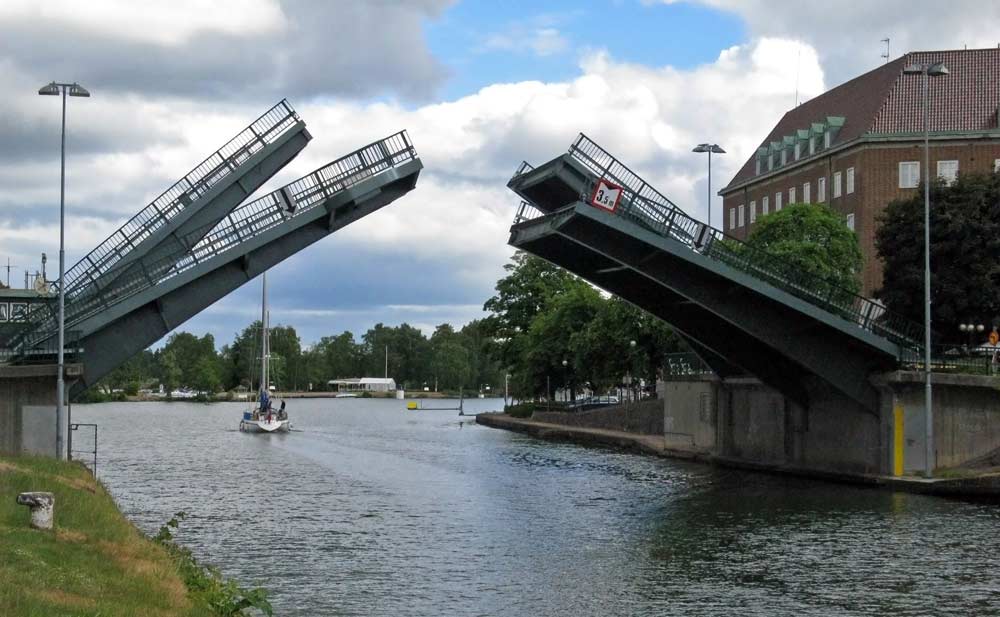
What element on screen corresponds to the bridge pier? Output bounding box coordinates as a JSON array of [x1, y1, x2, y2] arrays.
[[663, 373, 1000, 476], [0, 364, 81, 457]]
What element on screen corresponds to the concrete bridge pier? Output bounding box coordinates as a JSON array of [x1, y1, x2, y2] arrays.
[[663, 372, 1000, 477], [0, 364, 81, 457]]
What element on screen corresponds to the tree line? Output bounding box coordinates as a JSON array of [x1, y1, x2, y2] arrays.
[[100, 319, 505, 396]]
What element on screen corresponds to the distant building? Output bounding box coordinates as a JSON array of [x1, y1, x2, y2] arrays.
[[720, 48, 1000, 295], [328, 377, 397, 392]]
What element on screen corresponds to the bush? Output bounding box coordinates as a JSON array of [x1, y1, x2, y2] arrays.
[[155, 512, 273, 616], [505, 402, 536, 418]]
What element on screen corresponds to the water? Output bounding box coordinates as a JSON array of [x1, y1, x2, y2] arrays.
[[75, 398, 1000, 616]]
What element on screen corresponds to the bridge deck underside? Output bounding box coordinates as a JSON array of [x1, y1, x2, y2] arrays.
[[510, 203, 896, 410]]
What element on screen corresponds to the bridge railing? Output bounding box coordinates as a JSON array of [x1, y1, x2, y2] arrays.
[[900, 345, 999, 375], [13, 131, 418, 350], [556, 133, 923, 348], [59, 99, 302, 301], [662, 352, 714, 378], [513, 200, 547, 225]]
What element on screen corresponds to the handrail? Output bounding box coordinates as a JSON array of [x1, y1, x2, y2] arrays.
[[12, 131, 418, 351], [518, 133, 923, 348], [60, 100, 301, 300]]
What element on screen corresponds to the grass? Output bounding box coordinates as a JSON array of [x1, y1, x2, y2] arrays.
[[0, 454, 215, 617]]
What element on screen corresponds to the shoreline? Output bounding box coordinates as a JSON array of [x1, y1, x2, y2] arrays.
[[475, 413, 1000, 498]]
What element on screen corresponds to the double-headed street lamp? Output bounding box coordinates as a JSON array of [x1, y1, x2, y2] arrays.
[[38, 81, 90, 460], [901, 61, 948, 478], [692, 143, 725, 228]]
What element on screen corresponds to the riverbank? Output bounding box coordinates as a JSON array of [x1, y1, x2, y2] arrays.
[[0, 455, 259, 616], [476, 413, 1000, 498]]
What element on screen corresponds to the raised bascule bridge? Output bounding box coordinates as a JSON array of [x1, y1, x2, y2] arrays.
[[1, 100, 421, 453], [506, 135, 1000, 478]]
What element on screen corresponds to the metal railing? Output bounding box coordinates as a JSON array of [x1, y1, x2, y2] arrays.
[[69, 423, 98, 477], [12, 131, 418, 352], [900, 345, 1000, 375], [60, 100, 301, 300], [663, 352, 714, 377], [513, 200, 547, 225], [555, 133, 923, 348]]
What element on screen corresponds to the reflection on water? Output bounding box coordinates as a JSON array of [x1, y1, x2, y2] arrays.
[[76, 398, 1000, 616]]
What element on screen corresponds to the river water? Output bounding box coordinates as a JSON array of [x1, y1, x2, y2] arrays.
[[75, 398, 1000, 616]]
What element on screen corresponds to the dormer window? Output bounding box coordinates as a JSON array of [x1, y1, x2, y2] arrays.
[[756, 158, 761, 175], [768, 154, 774, 170], [780, 149, 787, 166], [794, 143, 801, 160], [824, 131, 832, 148], [809, 136, 816, 155]]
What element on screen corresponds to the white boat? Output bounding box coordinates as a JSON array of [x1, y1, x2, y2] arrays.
[[334, 393, 358, 398], [239, 272, 291, 434]]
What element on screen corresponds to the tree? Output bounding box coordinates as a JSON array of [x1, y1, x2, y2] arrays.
[[745, 203, 864, 295], [876, 173, 1000, 340], [483, 251, 588, 370], [429, 324, 471, 391]]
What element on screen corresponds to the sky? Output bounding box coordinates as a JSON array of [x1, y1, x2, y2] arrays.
[[3, 0, 1000, 349]]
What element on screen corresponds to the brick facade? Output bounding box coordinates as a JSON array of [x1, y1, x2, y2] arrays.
[[723, 138, 1000, 294]]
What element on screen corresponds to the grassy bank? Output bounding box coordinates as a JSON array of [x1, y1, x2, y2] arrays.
[[0, 455, 223, 616]]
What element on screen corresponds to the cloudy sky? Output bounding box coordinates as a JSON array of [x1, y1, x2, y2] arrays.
[[3, 0, 999, 348]]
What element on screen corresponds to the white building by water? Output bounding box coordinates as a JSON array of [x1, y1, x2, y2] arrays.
[[328, 377, 397, 393]]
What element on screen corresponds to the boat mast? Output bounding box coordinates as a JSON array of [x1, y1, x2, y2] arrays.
[[261, 271, 268, 397]]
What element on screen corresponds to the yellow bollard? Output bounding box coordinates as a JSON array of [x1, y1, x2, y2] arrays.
[[406, 401, 418, 410], [893, 405, 905, 476]]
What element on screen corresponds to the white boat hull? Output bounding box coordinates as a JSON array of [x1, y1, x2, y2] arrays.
[[240, 418, 291, 433]]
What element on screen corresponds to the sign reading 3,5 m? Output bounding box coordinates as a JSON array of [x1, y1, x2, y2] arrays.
[[590, 179, 623, 212]]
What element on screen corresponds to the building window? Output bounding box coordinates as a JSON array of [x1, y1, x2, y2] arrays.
[[847, 167, 855, 194], [846, 213, 855, 231], [789, 186, 796, 203], [729, 207, 735, 230], [775, 191, 783, 211], [781, 149, 787, 166], [833, 171, 842, 198], [762, 196, 769, 215], [750, 200, 757, 223], [937, 160, 958, 185], [824, 131, 832, 148], [768, 154, 774, 171], [899, 161, 920, 188], [794, 143, 801, 160], [818, 177, 826, 202], [738, 204, 745, 227], [995, 159, 1000, 172], [756, 158, 761, 175], [809, 136, 816, 155], [803, 182, 811, 204]]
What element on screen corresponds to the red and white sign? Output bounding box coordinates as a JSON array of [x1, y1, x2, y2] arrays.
[[590, 179, 623, 212]]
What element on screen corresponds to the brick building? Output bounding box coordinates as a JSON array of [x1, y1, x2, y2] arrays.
[[719, 48, 1000, 295]]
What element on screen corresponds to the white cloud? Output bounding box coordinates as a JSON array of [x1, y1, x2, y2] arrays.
[[0, 0, 288, 46]]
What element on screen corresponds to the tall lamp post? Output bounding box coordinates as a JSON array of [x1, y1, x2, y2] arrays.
[[38, 81, 90, 460], [692, 143, 725, 228], [901, 62, 948, 478]]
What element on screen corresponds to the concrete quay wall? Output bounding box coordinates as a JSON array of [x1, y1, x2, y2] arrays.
[[0, 364, 81, 456]]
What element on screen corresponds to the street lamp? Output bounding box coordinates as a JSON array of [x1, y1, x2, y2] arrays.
[[902, 61, 948, 478], [692, 143, 725, 228], [38, 81, 90, 460], [561, 359, 568, 403]]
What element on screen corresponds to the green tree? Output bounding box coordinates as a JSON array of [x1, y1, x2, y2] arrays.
[[876, 173, 1000, 340], [191, 355, 222, 394], [746, 203, 864, 295], [429, 324, 471, 391], [159, 349, 182, 398]]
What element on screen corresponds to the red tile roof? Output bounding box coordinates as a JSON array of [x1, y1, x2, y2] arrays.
[[722, 48, 1000, 193]]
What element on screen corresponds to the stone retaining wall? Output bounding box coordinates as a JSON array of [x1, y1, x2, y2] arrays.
[[531, 399, 664, 434]]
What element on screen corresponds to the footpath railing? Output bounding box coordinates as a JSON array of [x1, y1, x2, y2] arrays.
[[12, 131, 418, 352], [900, 345, 999, 375], [511, 133, 923, 349], [61, 100, 301, 300], [662, 352, 714, 378]]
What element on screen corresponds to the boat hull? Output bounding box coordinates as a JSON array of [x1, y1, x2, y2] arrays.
[[240, 418, 291, 433]]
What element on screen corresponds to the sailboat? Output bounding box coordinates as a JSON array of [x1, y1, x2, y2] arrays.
[[239, 272, 291, 433]]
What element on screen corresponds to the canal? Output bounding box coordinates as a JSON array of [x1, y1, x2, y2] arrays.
[[76, 398, 1000, 616]]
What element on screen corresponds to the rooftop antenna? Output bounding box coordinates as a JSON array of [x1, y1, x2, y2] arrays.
[[794, 44, 801, 107], [881, 38, 890, 63], [4, 257, 16, 287]]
